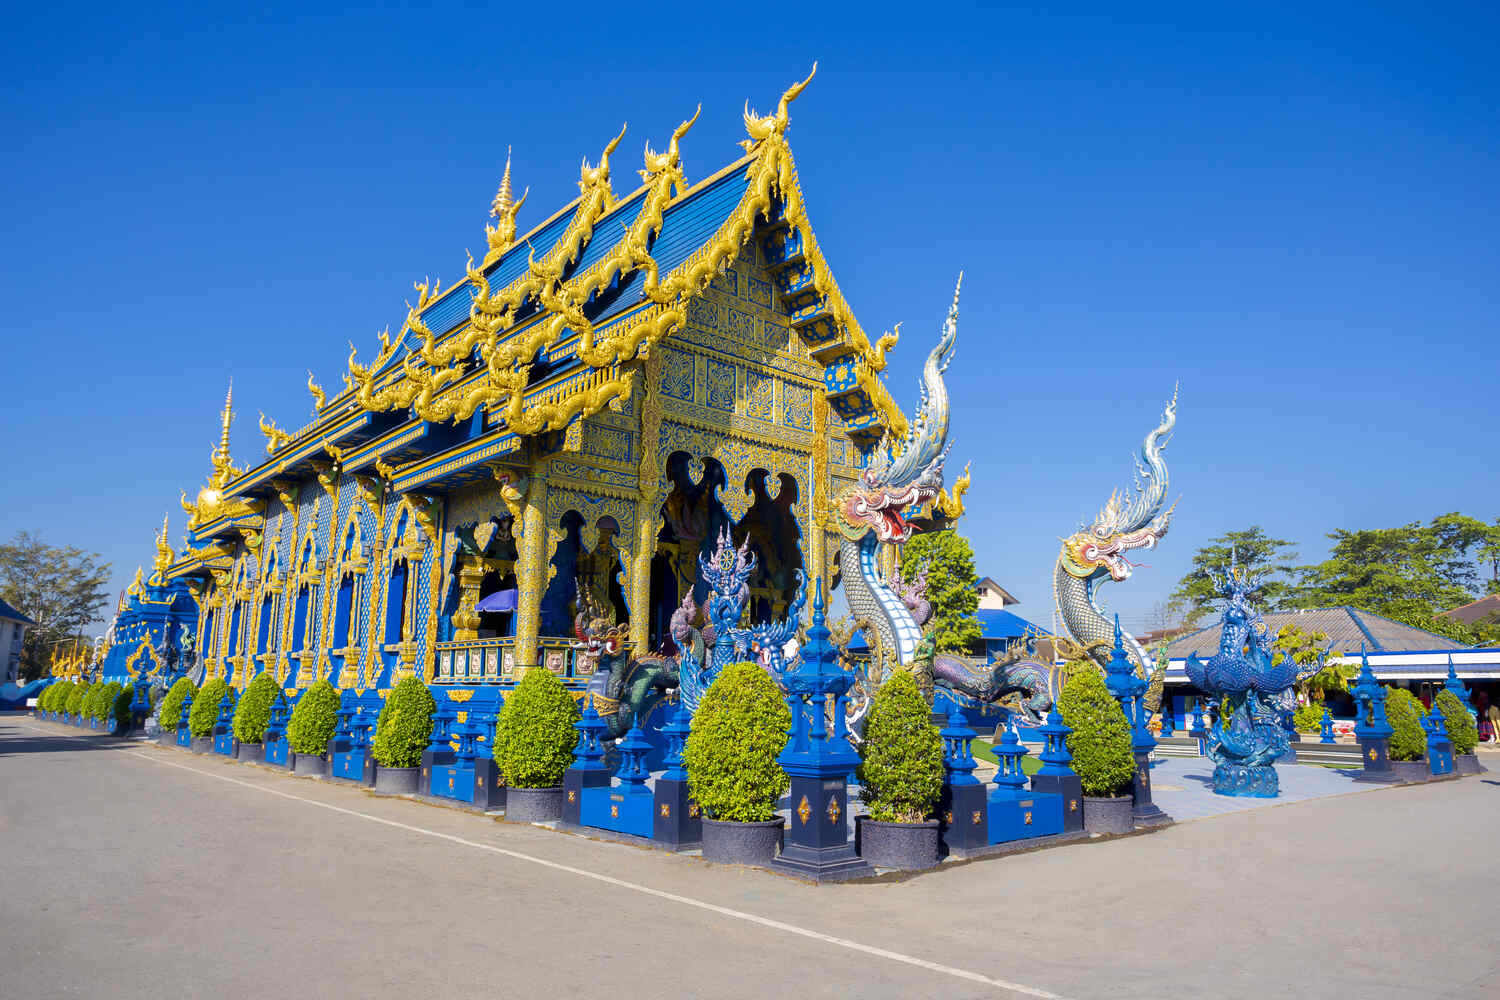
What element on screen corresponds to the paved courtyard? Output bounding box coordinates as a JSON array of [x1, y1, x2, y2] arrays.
[[2, 715, 1496, 1000]]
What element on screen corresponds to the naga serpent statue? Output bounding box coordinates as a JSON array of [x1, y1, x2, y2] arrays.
[[1053, 388, 1178, 703], [831, 276, 1053, 726], [1184, 553, 1320, 797]]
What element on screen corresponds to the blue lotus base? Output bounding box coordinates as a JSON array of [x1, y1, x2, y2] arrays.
[[1212, 762, 1279, 797]]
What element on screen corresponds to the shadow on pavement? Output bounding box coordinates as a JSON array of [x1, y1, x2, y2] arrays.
[[0, 724, 126, 758]]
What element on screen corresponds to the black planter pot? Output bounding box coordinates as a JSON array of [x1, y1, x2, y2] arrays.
[[191, 737, 214, 754], [701, 817, 784, 866], [504, 786, 563, 822], [292, 752, 328, 777], [1391, 759, 1429, 783], [239, 743, 264, 764], [1456, 753, 1482, 776], [1083, 795, 1134, 835], [374, 766, 421, 794], [856, 817, 940, 871]]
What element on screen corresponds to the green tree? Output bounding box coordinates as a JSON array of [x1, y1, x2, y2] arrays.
[[898, 529, 980, 653], [0, 531, 112, 681], [1273, 622, 1351, 703], [1296, 518, 1475, 614], [1171, 527, 1299, 625]]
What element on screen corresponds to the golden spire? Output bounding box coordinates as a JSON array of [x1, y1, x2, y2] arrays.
[[209, 379, 238, 486], [152, 514, 174, 579], [485, 147, 529, 264]]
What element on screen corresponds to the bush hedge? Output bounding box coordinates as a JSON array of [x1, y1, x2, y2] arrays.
[[1292, 703, 1324, 734], [373, 675, 437, 769], [65, 682, 87, 716], [112, 685, 134, 729], [683, 661, 791, 822], [159, 678, 196, 731], [58, 681, 79, 714], [91, 681, 123, 723], [1056, 668, 1136, 797], [189, 677, 230, 738], [233, 672, 280, 744], [1434, 689, 1478, 756], [493, 667, 580, 788], [40, 683, 62, 712], [1384, 687, 1426, 762], [858, 671, 944, 823], [286, 679, 340, 756]]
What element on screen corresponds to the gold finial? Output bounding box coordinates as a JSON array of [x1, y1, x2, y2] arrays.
[[485, 147, 529, 262], [307, 370, 327, 411], [153, 514, 174, 577], [209, 379, 239, 486], [741, 62, 818, 150], [580, 123, 627, 199]]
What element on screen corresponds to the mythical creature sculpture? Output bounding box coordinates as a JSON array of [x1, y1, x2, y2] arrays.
[[1053, 389, 1177, 693], [828, 278, 1052, 727], [1184, 553, 1320, 796], [571, 594, 678, 741]]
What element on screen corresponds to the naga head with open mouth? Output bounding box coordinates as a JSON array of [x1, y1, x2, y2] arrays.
[[834, 276, 961, 545], [1059, 388, 1178, 584]]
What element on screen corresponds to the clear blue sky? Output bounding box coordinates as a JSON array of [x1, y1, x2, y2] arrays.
[[3, 3, 1496, 635]]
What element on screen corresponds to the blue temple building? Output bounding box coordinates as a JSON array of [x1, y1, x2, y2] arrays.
[[102, 73, 934, 734]]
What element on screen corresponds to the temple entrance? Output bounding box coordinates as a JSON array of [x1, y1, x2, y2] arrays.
[[733, 470, 804, 621], [648, 453, 734, 649]]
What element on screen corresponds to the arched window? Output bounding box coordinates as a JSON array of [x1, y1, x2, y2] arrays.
[[385, 558, 408, 646]]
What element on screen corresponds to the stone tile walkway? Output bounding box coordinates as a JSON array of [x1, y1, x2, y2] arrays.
[[1147, 756, 1372, 822]]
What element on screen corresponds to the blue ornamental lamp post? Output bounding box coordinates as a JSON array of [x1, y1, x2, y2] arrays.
[[1105, 616, 1169, 826], [1425, 707, 1455, 777], [652, 701, 701, 848], [562, 697, 611, 826], [421, 696, 459, 795], [1319, 706, 1336, 744], [1351, 646, 1398, 784], [1444, 654, 1474, 712], [771, 580, 873, 882], [1030, 705, 1083, 833], [938, 707, 988, 855], [1188, 696, 1208, 755]]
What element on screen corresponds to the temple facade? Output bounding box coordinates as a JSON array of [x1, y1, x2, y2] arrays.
[[104, 71, 921, 711]]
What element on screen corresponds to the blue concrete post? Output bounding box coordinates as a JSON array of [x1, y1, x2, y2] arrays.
[[1319, 706, 1336, 744], [939, 707, 988, 854], [1444, 654, 1474, 712], [1104, 616, 1168, 826], [652, 702, 700, 848], [771, 581, 872, 882], [421, 697, 458, 795], [1188, 697, 1208, 755], [264, 692, 290, 766], [176, 689, 194, 747], [1352, 647, 1398, 783], [1031, 705, 1083, 833], [1426, 707, 1454, 777], [213, 688, 237, 755], [563, 699, 611, 826], [1160, 700, 1175, 737], [988, 720, 1063, 842]]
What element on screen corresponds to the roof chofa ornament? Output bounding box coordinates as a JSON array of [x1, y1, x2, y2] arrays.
[[485, 147, 529, 265], [741, 61, 817, 151]]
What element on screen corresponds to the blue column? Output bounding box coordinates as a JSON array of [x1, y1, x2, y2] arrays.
[[939, 707, 988, 854], [213, 688, 237, 755], [653, 702, 701, 848], [1188, 697, 1208, 755], [1426, 707, 1454, 776], [564, 699, 611, 826], [771, 581, 872, 882], [1104, 616, 1169, 826], [1352, 646, 1398, 783], [176, 690, 194, 747], [1030, 706, 1083, 833], [1319, 706, 1336, 744]]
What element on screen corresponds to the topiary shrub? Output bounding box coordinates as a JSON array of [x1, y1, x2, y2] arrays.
[[1384, 687, 1426, 762], [159, 678, 196, 730], [683, 661, 792, 822], [286, 679, 340, 756], [112, 685, 134, 729], [92, 682, 123, 723], [233, 672, 280, 744], [1293, 703, 1324, 734], [79, 681, 104, 721], [1056, 668, 1135, 797], [39, 683, 57, 712], [65, 682, 87, 716], [189, 677, 230, 738], [493, 667, 580, 788], [51, 682, 73, 714], [1434, 689, 1477, 756], [373, 676, 437, 769], [857, 671, 944, 823]]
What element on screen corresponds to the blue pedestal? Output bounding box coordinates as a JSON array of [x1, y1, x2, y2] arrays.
[[651, 704, 700, 848], [264, 736, 290, 767], [1212, 762, 1278, 796], [939, 709, 989, 855], [987, 721, 1062, 844]]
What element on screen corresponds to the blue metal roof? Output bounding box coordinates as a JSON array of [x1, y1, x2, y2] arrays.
[[975, 608, 1045, 640], [0, 596, 33, 625]]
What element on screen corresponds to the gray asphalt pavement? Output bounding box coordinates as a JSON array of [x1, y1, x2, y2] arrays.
[[2, 715, 1495, 1000]]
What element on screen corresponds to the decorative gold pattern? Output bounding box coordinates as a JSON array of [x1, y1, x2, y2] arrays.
[[796, 795, 812, 825]]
